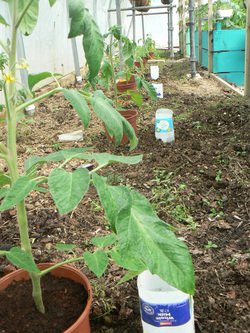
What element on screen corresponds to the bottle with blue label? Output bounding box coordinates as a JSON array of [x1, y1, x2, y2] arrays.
[[155, 108, 174, 143], [137, 270, 195, 333]]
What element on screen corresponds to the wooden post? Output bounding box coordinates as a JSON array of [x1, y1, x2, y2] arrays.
[[208, 0, 213, 73], [244, 0, 250, 98], [182, 0, 186, 57], [197, 0, 202, 65], [178, 0, 183, 54]]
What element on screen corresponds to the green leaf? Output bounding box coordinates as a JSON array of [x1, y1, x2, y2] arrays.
[[116, 191, 195, 295], [6, 247, 40, 273], [63, 89, 90, 128], [0, 172, 11, 186], [18, 0, 39, 36], [91, 234, 117, 248], [99, 60, 113, 89], [117, 270, 142, 285], [92, 174, 131, 231], [25, 147, 92, 171], [48, 168, 90, 215], [48, 0, 57, 6], [83, 250, 108, 277], [68, 0, 104, 82], [141, 77, 157, 100], [120, 115, 138, 150], [0, 14, 9, 26], [0, 188, 8, 200], [55, 243, 76, 252], [92, 90, 122, 145], [0, 176, 36, 211], [28, 72, 62, 92], [128, 91, 143, 107], [110, 248, 146, 272]]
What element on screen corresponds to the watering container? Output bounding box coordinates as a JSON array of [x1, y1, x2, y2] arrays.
[[150, 66, 159, 80], [155, 108, 174, 143], [137, 271, 195, 333], [152, 83, 163, 98]]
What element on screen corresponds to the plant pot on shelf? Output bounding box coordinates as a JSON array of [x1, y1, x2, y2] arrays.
[[161, 0, 173, 4], [130, 0, 151, 12], [0, 263, 92, 333], [116, 76, 137, 93], [106, 109, 138, 145]]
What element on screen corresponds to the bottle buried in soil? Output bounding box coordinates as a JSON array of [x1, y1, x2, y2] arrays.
[[155, 109, 175, 143]]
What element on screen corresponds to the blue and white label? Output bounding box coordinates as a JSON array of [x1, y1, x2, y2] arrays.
[[155, 117, 173, 133], [140, 298, 191, 327]]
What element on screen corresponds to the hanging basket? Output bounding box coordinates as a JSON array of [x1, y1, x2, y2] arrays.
[[130, 0, 151, 13]]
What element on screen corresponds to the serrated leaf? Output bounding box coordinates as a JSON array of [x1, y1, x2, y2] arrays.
[[92, 91, 123, 145], [68, 0, 104, 82], [48, 168, 90, 215], [0, 14, 9, 26], [91, 234, 117, 248], [18, 0, 39, 36], [92, 174, 131, 231], [110, 248, 146, 272], [28, 72, 62, 92], [116, 191, 195, 294], [0, 176, 36, 211], [55, 243, 76, 252], [83, 250, 108, 277], [6, 247, 40, 273], [63, 89, 90, 128]]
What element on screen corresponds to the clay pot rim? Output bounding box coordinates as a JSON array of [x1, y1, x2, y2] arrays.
[[0, 263, 92, 333]]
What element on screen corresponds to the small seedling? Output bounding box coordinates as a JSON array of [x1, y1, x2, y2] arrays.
[[215, 169, 222, 182], [204, 241, 218, 250]]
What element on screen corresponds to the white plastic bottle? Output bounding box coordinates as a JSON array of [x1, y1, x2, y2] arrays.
[[137, 271, 195, 333], [150, 65, 159, 80], [155, 109, 174, 143]]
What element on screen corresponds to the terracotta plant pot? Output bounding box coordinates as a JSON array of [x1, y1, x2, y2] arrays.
[[0, 263, 92, 333], [148, 51, 155, 59], [116, 76, 137, 93], [106, 109, 138, 145], [134, 61, 141, 68]]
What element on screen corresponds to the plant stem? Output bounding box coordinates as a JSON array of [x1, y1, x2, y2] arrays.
[[15, 87, 63, 113], [6, 0, 45, 314], [39, 257, 86, 277], [30, 273, 45, 313], [109, 36, 118, 106]]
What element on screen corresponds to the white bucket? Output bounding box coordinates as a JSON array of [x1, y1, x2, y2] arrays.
[[137, 271, 195, 333], [150, 66, 159, 80], [152, 83, 163, 98], [155, 108, 174, 143]]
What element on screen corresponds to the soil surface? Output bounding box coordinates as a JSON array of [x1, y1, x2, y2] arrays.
[[0, 59, 249, 333], [0, 273, 87, 333]]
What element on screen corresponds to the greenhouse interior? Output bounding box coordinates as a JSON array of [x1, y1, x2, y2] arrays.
[[0, 0, 249, 332]]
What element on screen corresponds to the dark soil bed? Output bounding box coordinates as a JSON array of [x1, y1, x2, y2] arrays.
[[0, 59, 249, 333]]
